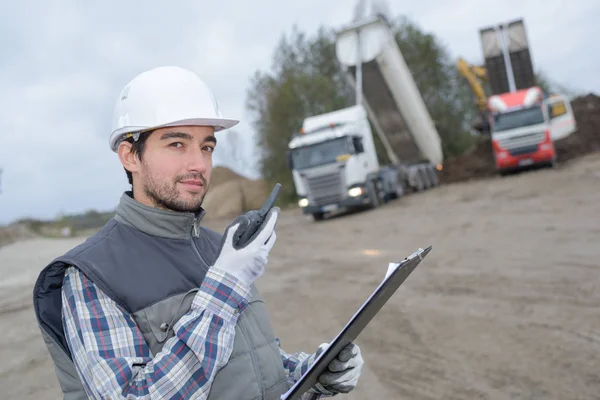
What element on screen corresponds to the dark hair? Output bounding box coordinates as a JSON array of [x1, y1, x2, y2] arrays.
[[122, 131, 153, 185]]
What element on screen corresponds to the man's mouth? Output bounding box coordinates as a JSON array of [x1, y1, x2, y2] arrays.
[[179, 179, 204, 191], [180, 179, 203, 186]]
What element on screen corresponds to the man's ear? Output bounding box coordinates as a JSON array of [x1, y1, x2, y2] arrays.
[[117, 141, 140, 173]]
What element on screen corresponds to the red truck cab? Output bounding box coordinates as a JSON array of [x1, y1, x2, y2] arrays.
[[487, 86, 576, 174]]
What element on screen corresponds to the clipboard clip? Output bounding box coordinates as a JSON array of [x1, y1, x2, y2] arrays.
[[406, 247, 426, 261], [386, 247, 428, 279]]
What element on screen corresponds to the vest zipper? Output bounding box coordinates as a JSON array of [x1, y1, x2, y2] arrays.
[[192, 218, 201, 238], [190, 218, 210, 266], [239, 321, 265, 397]]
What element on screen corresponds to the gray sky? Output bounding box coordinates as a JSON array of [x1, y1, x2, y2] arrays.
[[1, 0, 598, 224]]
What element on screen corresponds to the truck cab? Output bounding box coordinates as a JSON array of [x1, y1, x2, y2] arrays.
[[488, 86, 576, 174], [287, 105, 391, 221]]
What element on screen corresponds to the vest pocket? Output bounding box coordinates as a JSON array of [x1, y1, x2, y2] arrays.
[[139, 288, 199, 352]]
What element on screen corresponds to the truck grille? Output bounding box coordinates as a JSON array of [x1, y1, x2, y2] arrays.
[[497, 132, 545, 150], [509, 145, 539, 157], [306, 172, 344, 206]]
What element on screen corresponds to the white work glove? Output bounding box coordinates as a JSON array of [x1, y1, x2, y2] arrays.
[[212, 207, 279, 287], [310, 342, 364, 395]]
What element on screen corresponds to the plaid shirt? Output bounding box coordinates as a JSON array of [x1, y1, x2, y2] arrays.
[[61, 266, 329, 399]]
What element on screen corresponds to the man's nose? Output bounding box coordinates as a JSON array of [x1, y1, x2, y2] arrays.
[[186, 148, 208, 172]]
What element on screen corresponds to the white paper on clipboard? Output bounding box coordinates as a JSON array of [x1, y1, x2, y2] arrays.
[[280, 246, 432, 400]]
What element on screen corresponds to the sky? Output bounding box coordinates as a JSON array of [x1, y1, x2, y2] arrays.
[[1, 0, 598, 225]]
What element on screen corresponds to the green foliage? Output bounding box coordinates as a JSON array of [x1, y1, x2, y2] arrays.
[[246, 26, 353, 203]]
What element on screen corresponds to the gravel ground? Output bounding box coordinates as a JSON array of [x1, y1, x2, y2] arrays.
[[1, 152, 599, 400]]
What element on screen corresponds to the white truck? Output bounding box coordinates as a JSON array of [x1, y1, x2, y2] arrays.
[[286, 15, 443, 221]]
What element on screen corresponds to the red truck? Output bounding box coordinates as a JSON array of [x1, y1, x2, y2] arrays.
[[487, 86, 577, 175]]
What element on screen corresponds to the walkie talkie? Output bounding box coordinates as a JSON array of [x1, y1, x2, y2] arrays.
[[233, 183, 282, 248]]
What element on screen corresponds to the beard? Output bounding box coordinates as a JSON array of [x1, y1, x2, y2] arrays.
[[141, 170, 208, 214]]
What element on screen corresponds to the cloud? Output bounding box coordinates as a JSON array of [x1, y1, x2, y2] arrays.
[[0, 0, 598, 224]]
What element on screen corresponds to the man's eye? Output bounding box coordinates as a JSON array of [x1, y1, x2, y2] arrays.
[[203, 146, 214, 153], [170, 142, 183, 148]]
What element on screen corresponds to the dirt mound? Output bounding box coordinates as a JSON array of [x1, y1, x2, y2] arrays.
[[440, 93, 600, 183], [440, 138, 496, 184], [203, 167, 270, 219], [210, 167, 245, 186]]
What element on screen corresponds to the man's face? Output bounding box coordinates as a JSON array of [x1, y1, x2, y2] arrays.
[[122, 125, 216, 213]]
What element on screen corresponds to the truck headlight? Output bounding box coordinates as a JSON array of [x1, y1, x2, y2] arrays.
[[298, 198, 309, 207], [348, 187, 364, 197]]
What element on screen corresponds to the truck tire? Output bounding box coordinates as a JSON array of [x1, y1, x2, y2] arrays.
[[367, 179, 380, 209], [427, 165, 440, 187], [391, 177, 404, 199], [415, 169, 425, 191], [312, 212, 325, 221], [420, 167, 432, 190], [414, 174, 422, 192]]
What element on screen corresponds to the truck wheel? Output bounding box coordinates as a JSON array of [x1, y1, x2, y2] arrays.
[[414, 175, 421, 192], [367, 179, 380, 208], [421, 168, 432, 190], [391, 178, 404, 199], [415, 170, 425, 191], [428, 166, 440, 187], [312, 212, 325, 221]]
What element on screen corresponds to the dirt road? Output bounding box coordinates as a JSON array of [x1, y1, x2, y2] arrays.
[[1, 153, 599, 399]]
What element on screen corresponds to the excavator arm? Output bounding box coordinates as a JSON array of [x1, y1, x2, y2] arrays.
[[457, 57, 491, 134], [457, 57, 488, 111]]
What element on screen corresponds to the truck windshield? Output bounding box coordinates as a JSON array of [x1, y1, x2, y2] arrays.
[[492, 106, 545, 132], [290, 137, 349, 170]]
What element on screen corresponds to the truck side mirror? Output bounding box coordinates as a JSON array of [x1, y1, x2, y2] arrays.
[[352, 137, 364, 154]]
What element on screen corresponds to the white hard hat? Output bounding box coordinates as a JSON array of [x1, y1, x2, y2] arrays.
[[109, 66, 239, 152]]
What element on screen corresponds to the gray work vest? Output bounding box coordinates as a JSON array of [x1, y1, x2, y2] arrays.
[[32, 192, 289, 399]]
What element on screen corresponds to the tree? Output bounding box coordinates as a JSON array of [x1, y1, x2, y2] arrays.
[[246, 26, 353, 203]]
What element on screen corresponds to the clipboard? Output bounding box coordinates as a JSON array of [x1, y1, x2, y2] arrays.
[[280, 246, 432, 400]]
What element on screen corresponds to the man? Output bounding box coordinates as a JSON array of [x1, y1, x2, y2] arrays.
[[33, 66, 364, 399]]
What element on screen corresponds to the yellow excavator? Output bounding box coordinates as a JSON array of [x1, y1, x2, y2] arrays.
[[457, 57, 490, 134]]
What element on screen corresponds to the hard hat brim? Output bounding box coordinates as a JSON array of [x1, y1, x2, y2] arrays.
[[109, 117, 239, 152]]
